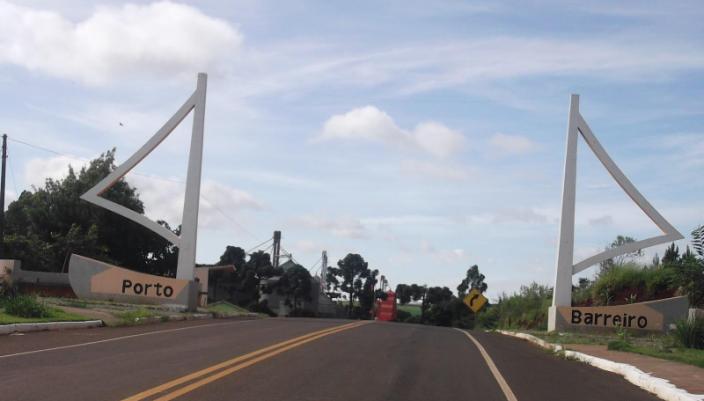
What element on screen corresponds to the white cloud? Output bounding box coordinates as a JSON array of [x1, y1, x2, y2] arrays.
[[24, 155, 86, 188], [318, 106, 466, 158], [318, 106, 405, 145], [0, 1, 241, 85], [197, 180, 263, 229], [125, 174, 184, 226], [413, 122, 467, 158], [106, 175, 262, 229], [489, 133, 539, 155], [294, 215, 368, 239], [118, 175, 263, 229]]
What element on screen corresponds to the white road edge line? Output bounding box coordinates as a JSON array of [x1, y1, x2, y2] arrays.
[[497, 330, 704, 401], [455, 328, 519, 401], [0, 319, 257, 359]]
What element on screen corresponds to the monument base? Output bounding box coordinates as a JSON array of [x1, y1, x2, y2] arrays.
[[547, 306, 559, 332], [547, 296, 688, 333], [69, 254, 198, 311]]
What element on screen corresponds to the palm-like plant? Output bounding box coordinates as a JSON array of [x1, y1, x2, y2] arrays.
[[692, 225, 704, 258]]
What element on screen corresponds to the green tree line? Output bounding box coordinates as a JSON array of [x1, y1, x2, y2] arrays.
[[393, 265, 488, 328]]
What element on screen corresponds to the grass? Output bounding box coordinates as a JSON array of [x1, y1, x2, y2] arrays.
[[624, 344, 704, 368], [55, 298, 89, 309], [529, 330, 704, 369], [207, 301, 249, 316], [398, 304, 421, 317], [115, 308, 159, 326], [0, 308, 91, 324]]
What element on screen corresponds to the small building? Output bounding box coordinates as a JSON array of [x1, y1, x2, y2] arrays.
[[259, 260, 338, 317], [194, 264, 237, 306]]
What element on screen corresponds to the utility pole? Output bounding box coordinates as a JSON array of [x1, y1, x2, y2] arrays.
[[320, 250, 328, 292], [0, 134, 6, 257], [272, 230, 281, 268]]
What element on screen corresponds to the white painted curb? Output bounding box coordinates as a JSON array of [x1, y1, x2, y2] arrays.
[[498, 330, 704, 401], [0, 320, 103, 335]]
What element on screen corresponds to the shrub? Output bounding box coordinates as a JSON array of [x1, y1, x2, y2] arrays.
[[673, 318, 704, 349], [4, 295, 51, 318], [592, 264, 644, 304], [476, 304, 499, 329], [644, 267, 677, 297], [590, 264, 679, 305], [396, 309, 411, 322], [493, 283, 552, 330], [404, 315, 421, 324], [607, 340, 632, 351]]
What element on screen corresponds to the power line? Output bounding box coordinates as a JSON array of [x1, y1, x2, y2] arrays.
[[7, 153, 17, 196], [199, 194, 261, 241], [8, 137, 69, 157], [246, 236, 273, 254]]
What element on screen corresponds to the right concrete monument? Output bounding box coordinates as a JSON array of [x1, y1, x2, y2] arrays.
[[548, 94, 684, 332]]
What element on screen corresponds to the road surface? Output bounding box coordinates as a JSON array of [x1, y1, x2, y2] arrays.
[[0, 318, 662, 401]]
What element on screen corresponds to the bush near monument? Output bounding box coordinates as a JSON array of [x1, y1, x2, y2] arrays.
[[3, 294, 50, 318]]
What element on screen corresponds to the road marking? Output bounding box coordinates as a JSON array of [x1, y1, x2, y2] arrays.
[[0, 319, 258, 359], [123, 321, 369, 401], [455, 329, 518, 401]]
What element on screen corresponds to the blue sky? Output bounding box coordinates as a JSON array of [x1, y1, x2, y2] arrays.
[[1, 0, 702, 300]]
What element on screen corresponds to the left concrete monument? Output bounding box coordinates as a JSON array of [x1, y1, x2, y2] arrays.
[[69, 73, 208, 308]]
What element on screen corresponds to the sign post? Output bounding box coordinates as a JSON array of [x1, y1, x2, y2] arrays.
[[463, 288, 487, 314]]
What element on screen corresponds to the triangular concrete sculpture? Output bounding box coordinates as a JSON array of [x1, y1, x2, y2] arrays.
[[549, 95, 683, 330], [81, 73, 207, 280]]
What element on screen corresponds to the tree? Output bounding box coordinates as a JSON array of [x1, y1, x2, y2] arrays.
[[693, 225, 704, 258], [276, 264, 313, 313], [652, 253, 661, 267], [662, 243, 680, 265], [678, 249, 704, 307], [326, 254, 371, 317], [578, 277, 590, 289], [395, 284, 412, 304], [224, 250, 283, 308], [217, 246, 246, 267], [457, 265, 487, 297], [359, 268, 380, 317], [394, 282, 477, 328], [3, 149, 177, 275], [599, 235, 643, 275]]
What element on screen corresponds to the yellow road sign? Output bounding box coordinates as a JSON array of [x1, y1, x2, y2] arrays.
[[463, 288, 487, 313]]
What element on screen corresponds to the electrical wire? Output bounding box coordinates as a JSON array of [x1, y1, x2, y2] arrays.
[[8, 152, 18, 195], [245, 237, 273, 254]]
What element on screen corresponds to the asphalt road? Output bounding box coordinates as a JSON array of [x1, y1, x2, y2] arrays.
[[0, 318, 662, 401]]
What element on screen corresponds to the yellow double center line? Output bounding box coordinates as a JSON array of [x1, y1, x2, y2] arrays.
[[122, 321, 369, 401]]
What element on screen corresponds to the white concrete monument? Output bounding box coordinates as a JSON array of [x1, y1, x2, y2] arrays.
[[548, 94, 683, 332], [81, 73, 208, 281]]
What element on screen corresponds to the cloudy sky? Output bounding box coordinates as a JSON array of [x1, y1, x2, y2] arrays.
[[1, 0, 702, 300]]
